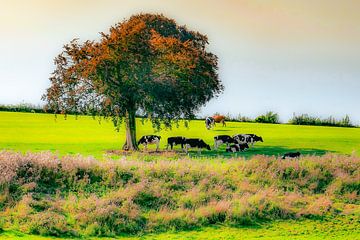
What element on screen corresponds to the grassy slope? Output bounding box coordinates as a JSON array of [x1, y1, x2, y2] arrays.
[[0, 112, 359, 158], [1, 216, 359, 240]]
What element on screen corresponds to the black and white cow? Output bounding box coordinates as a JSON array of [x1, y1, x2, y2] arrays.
[[282, 152, 301, 159], [166, 136, 186, 150], [226, 143, 249, 152], [205, 117, 215, 130], [138, 135, 161, 151], [233, 134, 263, 147], [233, 134, 247, 144], [246, 134, 263, 144], [214, 135, 236, 149], [183, 138, 211, 153]]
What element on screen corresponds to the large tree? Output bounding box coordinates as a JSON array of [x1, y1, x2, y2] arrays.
[[43, 13, 223, 150]]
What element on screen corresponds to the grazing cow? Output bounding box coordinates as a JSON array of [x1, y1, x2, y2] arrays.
[[282, 152, 301, 159], [226, 143, 249, 152], [214, 135, 236, 149], [183, 138, 211, 153], [233, 134, 263, 147], [233, 134, 247, 144], [138, 135, 161, 151], [246, 134, 263, 146], [205, 117, 215, 130], [166, 136, 186, 150], [213, 115, 226, 127]]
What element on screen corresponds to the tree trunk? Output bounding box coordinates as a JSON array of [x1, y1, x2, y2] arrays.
[[122, 109, 138, 151]]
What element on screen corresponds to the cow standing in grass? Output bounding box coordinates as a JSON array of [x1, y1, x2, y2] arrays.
[[138, 135, 161, 151], [166, 136, 186, 150], [205, 117, 215, 130], [183, 138, 211, 153], [214, 135, 236, 149], [213, 115, 226, 127], [233, 134, 263, 147]]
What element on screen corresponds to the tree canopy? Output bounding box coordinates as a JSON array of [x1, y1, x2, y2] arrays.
[[43, 13, 223, 150]]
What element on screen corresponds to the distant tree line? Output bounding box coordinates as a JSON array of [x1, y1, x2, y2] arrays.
[[289, 113, 354, 128], [225, 111, 279, 124], [0, 103, 357, 128], [0, 103, 46, 113], [226, 111, 356, 127]]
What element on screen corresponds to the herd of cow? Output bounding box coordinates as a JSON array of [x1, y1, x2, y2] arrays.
[[136, 115, 302, 159], [137, 133, 264, 153]]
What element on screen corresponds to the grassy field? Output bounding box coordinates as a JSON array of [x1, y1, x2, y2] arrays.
[[0, 111, 359, 240], [1, 215, 359, 240], [0, 111, 359, 158]]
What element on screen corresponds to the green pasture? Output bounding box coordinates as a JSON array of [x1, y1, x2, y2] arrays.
[[1, 111, 359, 240], [0, 111, 359, 158], [1, 215, 359, 240]]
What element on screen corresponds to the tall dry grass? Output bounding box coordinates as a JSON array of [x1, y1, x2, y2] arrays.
[[0, 151, 359, 236]]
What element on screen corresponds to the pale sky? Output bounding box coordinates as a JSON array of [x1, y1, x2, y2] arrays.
[[1, 0, 360, 123]]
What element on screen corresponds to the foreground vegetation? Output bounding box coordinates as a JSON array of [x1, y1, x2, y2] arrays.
[[1, 215, 359, 239], [0, 151, 359, 238], [1, 112, 360, 158]]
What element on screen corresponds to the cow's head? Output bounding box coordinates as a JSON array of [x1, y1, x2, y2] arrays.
[[232, 135, 241, 143], [205, 144, 211, 150], [200, 140, 211, 150]]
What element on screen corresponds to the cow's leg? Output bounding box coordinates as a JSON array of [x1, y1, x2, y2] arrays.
[[184, 144, 189, 153], [155, 140, 159, 151], [206, 120, 210, 130], [143, 143, 147, 151]]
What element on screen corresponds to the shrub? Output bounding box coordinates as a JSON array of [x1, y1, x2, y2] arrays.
[[289, 114, 355, 127], [223, 113, 254, 123], [28, 211, 73, 237], [255, 111, 280, 124]]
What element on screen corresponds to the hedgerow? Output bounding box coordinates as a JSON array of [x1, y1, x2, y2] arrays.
[[0, 151, 359, 237]]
